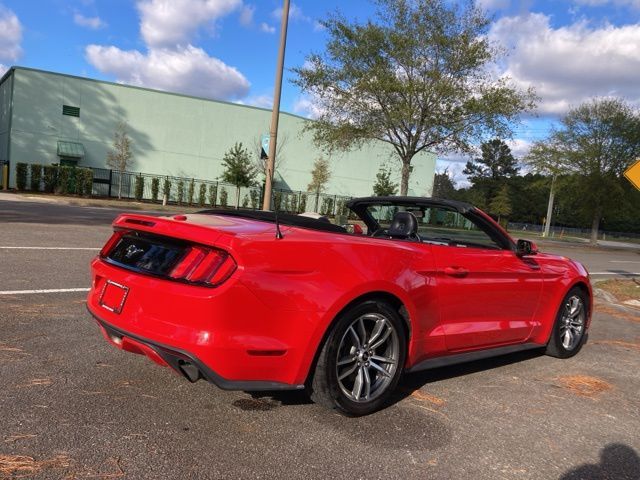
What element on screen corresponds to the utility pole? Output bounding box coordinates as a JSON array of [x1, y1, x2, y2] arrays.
[[543, 173, 557, 238], [262, 0, 290, 211]]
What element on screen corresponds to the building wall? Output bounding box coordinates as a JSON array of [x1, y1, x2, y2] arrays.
[[0, 70, 12, 162], [6, 67, 435, 195]]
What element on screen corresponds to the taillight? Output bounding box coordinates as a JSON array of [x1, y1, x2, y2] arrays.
[[170, 247, 236, 286], [100, 230, 128, 257]]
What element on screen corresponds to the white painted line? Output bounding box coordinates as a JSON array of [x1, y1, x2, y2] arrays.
[[589, 272, 640, 275], [0, 288, 90, 295], [0, 246, 100, 251]]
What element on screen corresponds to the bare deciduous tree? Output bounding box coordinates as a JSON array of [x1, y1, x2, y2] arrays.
[[106, 121, 133, 199]]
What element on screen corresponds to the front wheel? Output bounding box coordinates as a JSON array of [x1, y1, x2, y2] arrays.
[[309, 301, 406, 416], [546, 287, 589, 358]]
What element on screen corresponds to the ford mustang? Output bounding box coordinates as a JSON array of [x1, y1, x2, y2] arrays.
[[87, 196, 592, 415]]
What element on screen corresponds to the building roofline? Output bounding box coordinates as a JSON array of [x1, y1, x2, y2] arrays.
[[5, 65, 312, 122]]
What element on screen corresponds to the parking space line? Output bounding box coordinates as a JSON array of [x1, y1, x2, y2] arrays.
[[0, 288, 90, 295], [0, 246, 100, 250], [590, 272, 640, 275]]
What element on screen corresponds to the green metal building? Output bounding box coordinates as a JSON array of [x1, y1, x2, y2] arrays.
[[0, 67, 435, 196]]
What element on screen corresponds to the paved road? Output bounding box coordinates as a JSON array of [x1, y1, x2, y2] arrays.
[[1, 198, 639, 479]]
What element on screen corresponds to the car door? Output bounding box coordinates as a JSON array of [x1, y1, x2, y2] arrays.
[[419, 206, 544, 351]]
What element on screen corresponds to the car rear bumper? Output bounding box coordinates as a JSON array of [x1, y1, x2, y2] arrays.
[[89, 310, 303, 391], [87, 257, 320, 389]]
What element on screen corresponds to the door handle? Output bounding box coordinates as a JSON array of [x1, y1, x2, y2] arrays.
[[443, 266, 469, 278]]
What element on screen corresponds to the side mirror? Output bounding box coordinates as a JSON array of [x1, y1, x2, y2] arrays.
[[516, 239, 538, 257]]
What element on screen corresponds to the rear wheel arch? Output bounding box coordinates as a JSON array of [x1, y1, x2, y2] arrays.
[[304, 291, 412, 384]]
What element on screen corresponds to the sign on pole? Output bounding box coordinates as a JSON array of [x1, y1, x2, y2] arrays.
[[623, 158, 640, 190], [261, 134, 270, 157]]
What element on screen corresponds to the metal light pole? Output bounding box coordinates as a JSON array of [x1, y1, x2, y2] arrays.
[[262, 0, 290, 211], [543, 173, 557, 238]]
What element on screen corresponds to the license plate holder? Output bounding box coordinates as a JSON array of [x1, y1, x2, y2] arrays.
[[99, 280, 129, 314]]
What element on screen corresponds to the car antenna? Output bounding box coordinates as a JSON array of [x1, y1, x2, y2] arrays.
[[269, 167, 284, 239]]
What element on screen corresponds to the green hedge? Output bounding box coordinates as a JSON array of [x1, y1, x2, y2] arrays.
[[30, 164, 43, 191], [134, 175, 144, 201], [151, 177, 160, 202], [43, 166, 57, 193], [15, 163, 28, 190]]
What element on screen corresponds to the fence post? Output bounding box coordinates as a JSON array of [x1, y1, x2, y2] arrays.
[[333, 195, 337, 216], [107, 170, 113, 197]]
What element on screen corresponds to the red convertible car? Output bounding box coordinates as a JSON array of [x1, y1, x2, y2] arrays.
[[87, 197, 591, 415]]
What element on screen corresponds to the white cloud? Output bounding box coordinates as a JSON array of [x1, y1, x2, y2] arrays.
[[0, 64, 8, 77], [74, 13, 107, 30], [272, 3, 310, 23], [239, 4, 254, 26], [490, 13, 640, 115], [573, 0, 640, 8], [475, 0, 510, 11], [260, 22, 275, 34], [313, 21, 325, 32], [86, 44, 250, 100], [292, 95, 325, 119], [85, 0, 251, 102], [137, 0, 242, 48], [0, 5, 22, 62]]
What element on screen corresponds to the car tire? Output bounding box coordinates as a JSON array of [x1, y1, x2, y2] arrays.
[[545, 287, 589, 359], [309, 300, 407, 416]]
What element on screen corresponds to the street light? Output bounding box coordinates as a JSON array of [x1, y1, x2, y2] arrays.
[[262, 0, 291, 211]]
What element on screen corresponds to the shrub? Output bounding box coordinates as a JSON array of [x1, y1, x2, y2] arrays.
[[134, 174, 144, 201], [321, 197, 334, 216], [249, 189, 259, 209], [177, 179, 185, 204], [16, 163, 28, 190], [78, 168, 93, 196], [198, 183, 207, 207], [56, 166, 72, 194], [242, 194, 249, 208], [274, 191, 282, 211], [299, 194, 307, 213], [151, 177, 160, 202], [219, 187, 228, 208], [208, 184, 217, 207], [187, 178, 195, 205], [290, 194, 298, 214], [30, 164, 43, 191], [43, 166, 57, 193], [162, 178, 171, 202]]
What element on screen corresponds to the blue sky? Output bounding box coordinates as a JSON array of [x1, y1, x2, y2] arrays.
[[1, 0, 640, 183]]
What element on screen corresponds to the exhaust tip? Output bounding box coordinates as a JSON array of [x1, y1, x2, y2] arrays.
[[177, 359, 202, 383]]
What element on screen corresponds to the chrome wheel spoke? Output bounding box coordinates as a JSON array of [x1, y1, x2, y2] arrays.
[[369, 360, 391, 378], [338, 363, 358, 380], [370, 354, 394, 364], [370, 327, 391, 351], [358, 318, 368, 345], [362, 367, 371, 400], [337, 355, 357, 366], [348, 326, 362, 349], [352, 368, 364, 400], [367, 318, 386, 346]]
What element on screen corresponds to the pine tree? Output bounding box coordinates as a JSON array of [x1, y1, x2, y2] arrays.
[[220, 143, 258, 209], [372, 167, 398, 196], [489, 185, 512, 224]]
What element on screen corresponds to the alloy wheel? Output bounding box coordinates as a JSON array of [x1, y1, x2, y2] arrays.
[[335, 312, 400, 403]]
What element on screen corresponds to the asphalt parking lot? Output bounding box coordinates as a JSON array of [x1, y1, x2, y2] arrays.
[[1, 196, 639, 479]]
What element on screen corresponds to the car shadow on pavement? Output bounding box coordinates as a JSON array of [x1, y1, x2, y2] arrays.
[[244, 348, 546, 413], [560, 443, 640, 480], [392, 348, 545, 404]]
